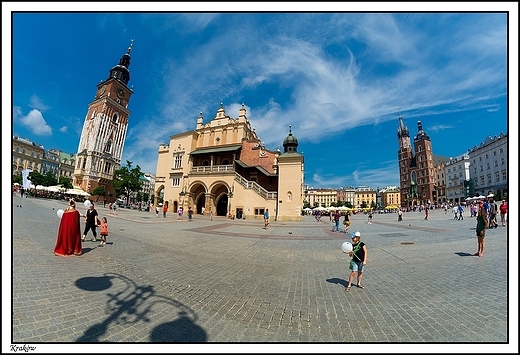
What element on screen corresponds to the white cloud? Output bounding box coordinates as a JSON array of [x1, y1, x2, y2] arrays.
[[59, 126, 68, 133], [19, 109, 52, 136], [29, 95, 49, 111]]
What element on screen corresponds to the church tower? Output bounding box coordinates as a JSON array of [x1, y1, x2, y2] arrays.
[[397, 112, 413, 206], [413, 121, 435, 206], [74, 42, 134, 201], [397, 112, 436, 208]]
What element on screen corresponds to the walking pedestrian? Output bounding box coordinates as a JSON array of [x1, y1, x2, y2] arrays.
[[488, 198, 498, 228], [499, 199, 508, 227], [209, 210, 213, 221], [81, 202, 100, 242], [98, 217, 109, 246], [263, 209, 270, 229], [343, 212, 351, 233], [112, 202, 117, 215], [345, 231, 368, 292], [188, 206, 193, 221], [156, 204, 160, 218], [162, 203, 167, 218], [474, 201, 488, 257], [368, 210, 373, 224], [108, 202, 113, 214], [332, 210, 341, 231], [397, 208, 403, 222], [54, 199, 82, 256], [452, 205, 458, 220], [458, 204, 464, 220]]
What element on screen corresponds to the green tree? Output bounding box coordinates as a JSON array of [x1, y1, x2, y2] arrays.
[[43, 171, 58, 186], [58, 176, 73, 190], [142, 193, 150, 203], [28, 171, 45, 186], [370, 201, 376, 209], [113, 161, 143, 204], [92, 186, 107, 201], [360, 201, 368, 208], [13, 173, 23, 185]]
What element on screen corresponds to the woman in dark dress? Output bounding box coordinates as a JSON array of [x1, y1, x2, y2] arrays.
[[54, 199, 83, 256]]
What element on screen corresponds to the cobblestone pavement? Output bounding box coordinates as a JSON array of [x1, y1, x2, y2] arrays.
[[7, 196, 517, 352]]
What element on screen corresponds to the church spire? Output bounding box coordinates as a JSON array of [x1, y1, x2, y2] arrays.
[[107, 40, 133, 85]]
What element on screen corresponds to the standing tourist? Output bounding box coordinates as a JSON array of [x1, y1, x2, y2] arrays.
[[474, 201, 488, 257], [345, 231, 368, 292], [54, 199, 82, 256], [82, 202, 100, 242], [499, 199, 508, 227], [162, 203, 168, 218], [188, 206, 194, 221]]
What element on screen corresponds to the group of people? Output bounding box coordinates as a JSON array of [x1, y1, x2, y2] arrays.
[[54, 200, 109, 257]]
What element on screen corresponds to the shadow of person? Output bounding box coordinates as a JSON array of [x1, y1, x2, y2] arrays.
[[454, 252, 473, 257], [326, 277, 348, 288]]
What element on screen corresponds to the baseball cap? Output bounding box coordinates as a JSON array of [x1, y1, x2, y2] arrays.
[[351, 231, 361, 239]]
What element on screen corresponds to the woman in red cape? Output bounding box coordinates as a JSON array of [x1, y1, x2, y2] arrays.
[[54, 199, 83, 256]]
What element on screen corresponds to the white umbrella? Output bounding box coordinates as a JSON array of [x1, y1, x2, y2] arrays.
[[35, 185, 45, 190], [46, 186, 61, 193], [487, 194, 494, 198]]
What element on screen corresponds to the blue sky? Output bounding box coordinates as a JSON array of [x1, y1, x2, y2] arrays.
[[5, 3, 517, 190]]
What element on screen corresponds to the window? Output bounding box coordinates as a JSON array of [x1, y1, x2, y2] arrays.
[[104, 162, 111, 174], [22, 149, 26, 155], [480, 166, 483, 172], [112, 112, 118, 123], [493, 151, 496, 156], [487, 174, 491, 184], [448, 168, 451, 173], [502, 171, 506, 180], [222, 159, 230, 165], [82, 159, 86, 169], [486, 163, 490, 170], [171, 177, 180, 187], [479, 157, 482, 161], [459, 172, 462, 178], [254, 208, 265, 215], [501, 157, 505, 165], [287, 192, 292, 202], [494, 161, 498, 167], [474, 168, 477, 174], [495, 172, 500, 182], [104, 140, 112, 153], [499, 148, 503, 153], [174, 155, 182, 169], [480, 176, 485, 185]]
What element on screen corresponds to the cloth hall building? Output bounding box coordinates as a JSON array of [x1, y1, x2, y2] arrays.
[[154, 104, 304, 221]]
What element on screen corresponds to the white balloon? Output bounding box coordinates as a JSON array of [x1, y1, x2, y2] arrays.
[[84, 200, 91, 208], [341, 241, 353, 253], [57, 209, 64, 219]]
